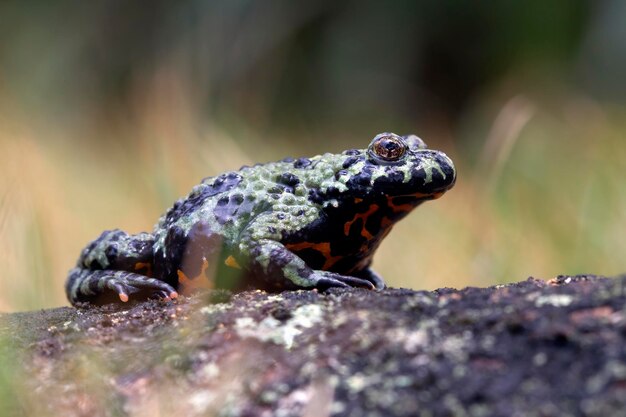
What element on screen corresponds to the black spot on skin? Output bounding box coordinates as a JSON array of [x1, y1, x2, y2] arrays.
[[271, 307, 293, 321], [216, 172, 242, 191], [373, 170, 404, 188], [308, 189, 324, 204], [342, 156, 359, 169], [437, 154, 455, 180], [335, 170, 348, 180], [362, 165, 375, 175], [84, 253, 105, 270], [296, 209, 305, 216], [343, 149, 360, 156], [281, 157, 295, 163], [325, 187, 341, 199], [406, 167, 442, 194], [293, 158, 312, 168], [364, 209, 385, 238], [412, 168, 427, 182], [268, 186, 284, 195], [130, 238, 151, 254], [171, 200, 182, 210], [111, 230, 127, 241], [214, 208, 234, 225], [387, 170, 405, 183], [88, 276, 101, 293], [105, 245, 118, 263], [268, 226, 277, 234], [290, 248, 327, 270], [430, 166, 446, 186], [214, 195, 244, 224], [308, 185, 347, 205], [276, 213, 286, 220], [347, 172, 372, 187], [277, 172, 300, 187], [231, 194, 244, 205], [215, 191, 270, 225], [345, 218, 368, 246], [270, 193, 281, 200]]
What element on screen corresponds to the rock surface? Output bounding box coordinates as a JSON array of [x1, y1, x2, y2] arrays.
[[1, 275, 626, 417]]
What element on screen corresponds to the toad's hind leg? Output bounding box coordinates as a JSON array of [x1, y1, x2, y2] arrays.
[[66, 229, 177, 305], [66, 268, 177, 305]]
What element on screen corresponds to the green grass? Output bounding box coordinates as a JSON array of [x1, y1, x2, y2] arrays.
[[0, 336, 23, 416]]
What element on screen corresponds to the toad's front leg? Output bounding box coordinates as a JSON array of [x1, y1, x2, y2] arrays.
[[238, 218, 376, 290], [241, 238, 376, 290]]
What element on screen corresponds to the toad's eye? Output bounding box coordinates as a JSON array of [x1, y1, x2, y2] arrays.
[[368, 133, 408, 163]]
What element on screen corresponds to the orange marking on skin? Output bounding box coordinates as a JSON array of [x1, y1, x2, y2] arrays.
[[386, 196, 414, 214], [285, 241, 343, 270], [354, 222, 394, 260], [224, 255, 242, 270], [177, 270, 191, 284], [386, 191, 444, 213], [354, 198, 363, 204], [119, 293, 129, 303], [361, 229, 374, 240], [177, 257, 213, 295], [381, 217, 393, 228], [343, 204, 379, 240], [134, 262, 153, 277]]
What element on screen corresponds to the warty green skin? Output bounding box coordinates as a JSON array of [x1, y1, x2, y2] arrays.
[[66, 133, 456, 305]]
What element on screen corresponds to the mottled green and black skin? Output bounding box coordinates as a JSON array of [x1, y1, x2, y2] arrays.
[[66, 133, 456, 305]]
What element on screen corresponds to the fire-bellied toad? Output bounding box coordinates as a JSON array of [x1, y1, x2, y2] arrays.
[[66, 133, 456, 305]]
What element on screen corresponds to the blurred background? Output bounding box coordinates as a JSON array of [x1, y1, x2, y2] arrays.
[[0, 0, 625, 312]]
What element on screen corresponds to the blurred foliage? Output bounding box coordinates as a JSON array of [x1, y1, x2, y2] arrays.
[[0, 336, 23, 415], [0, 0, 625, 312]]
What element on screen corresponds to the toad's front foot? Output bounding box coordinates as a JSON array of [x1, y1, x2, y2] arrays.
[[312, 270, 377, 290], [66, 268, 178, 306]]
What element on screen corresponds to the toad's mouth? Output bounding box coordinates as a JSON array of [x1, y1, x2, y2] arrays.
[[379, 173, 456, 200], [400, 190, 446, 200]]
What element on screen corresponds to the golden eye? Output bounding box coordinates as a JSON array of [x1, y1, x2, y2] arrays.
[[368, 133, 408, 163]]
